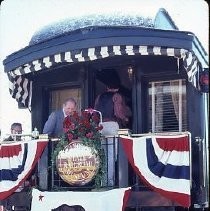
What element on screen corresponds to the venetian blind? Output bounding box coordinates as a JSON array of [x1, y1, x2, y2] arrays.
[[148, 79, 187, 132]]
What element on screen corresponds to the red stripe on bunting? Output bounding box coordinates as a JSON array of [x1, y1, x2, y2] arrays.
[[0, 145, 22, 157], [120, 137, 191, 208], [156, 136, 189, 151], [122, 189, 131, 211], [0, 140, 48, 200]]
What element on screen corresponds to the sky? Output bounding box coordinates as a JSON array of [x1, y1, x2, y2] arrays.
[[0, 0, 209, 137]]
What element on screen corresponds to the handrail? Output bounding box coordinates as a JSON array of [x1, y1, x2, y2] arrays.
[[127, 131, 190, 137]]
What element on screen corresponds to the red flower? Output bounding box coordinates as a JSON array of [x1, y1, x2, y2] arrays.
[[72, 111, 79, 119], [78, 127, 85, 134], [92, 113, 100, 123], [62, 109, 102, 142], [67, 133, 74, 142], [63, 116, 71, 128], [63, 128, 68, 133], [83, 120, 91, 128], [86, 132, 94, 139], [97, 125, 103, 131], [69, 123, 75, 130]]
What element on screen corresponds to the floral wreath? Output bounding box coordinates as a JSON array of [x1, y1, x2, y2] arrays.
[[52, 108, 105, 188]]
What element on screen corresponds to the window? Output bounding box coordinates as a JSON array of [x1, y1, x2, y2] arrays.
[[50, 88, 82, 113], [148, 79, 187, 132]]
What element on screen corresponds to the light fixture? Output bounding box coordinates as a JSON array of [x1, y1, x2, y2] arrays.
[[127, 66, 133, 81]]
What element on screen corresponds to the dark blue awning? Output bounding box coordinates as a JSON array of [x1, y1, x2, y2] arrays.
[[3, 26, 209, 107]]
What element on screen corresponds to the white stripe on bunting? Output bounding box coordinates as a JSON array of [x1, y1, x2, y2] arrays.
[[0, 140, 48, 200]]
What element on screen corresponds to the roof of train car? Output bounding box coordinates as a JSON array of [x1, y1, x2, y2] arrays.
[[3, 8, 208, 73], [29, 8, 178, 45]]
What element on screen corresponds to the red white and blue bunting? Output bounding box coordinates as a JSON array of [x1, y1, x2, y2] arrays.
[[0, 139, 48, 200], [120, 133, 191, 207], [7, 45, 201, 108], [31, 187, 131, 211]]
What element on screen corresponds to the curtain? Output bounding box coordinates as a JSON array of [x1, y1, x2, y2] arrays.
[[51, 88, 81, 113], [170, 80, 187, 131]]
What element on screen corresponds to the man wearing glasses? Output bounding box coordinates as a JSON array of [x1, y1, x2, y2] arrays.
[[4, 122, 23, 141]]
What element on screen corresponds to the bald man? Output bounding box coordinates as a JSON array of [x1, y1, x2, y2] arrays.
[[43, 98, 77, 137]]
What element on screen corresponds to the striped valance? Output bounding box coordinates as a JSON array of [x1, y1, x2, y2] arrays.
[[7, 45, 200, 108]]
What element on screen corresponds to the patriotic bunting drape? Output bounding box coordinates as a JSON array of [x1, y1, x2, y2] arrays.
[[31, 187, 131, 211], [7, 45, 200, 107], [0, 139, 48, 200], [120, 133, 191, 207]]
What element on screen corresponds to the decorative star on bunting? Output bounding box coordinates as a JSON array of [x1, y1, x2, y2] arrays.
[[39, 194, 44, 201]]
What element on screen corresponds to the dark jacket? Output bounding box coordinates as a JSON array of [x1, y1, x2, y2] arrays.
[[94, 91, 132, 128], [95, 92, 115, 120], [43, 110, 64, 137]]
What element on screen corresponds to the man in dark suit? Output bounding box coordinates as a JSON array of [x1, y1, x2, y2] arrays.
[[43, 97, 77, 137], [39, 97, 77, 190], [4, 122, 23, 142]]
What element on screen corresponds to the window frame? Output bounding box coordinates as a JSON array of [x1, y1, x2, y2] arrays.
[[147, 78, 187, 133]]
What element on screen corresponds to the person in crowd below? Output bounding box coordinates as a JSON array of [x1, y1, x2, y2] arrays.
[[43, 97, 77, 138], [94, 72, 132, 187], [4, 122, 23, 141], [3, 123, 32, 194]]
